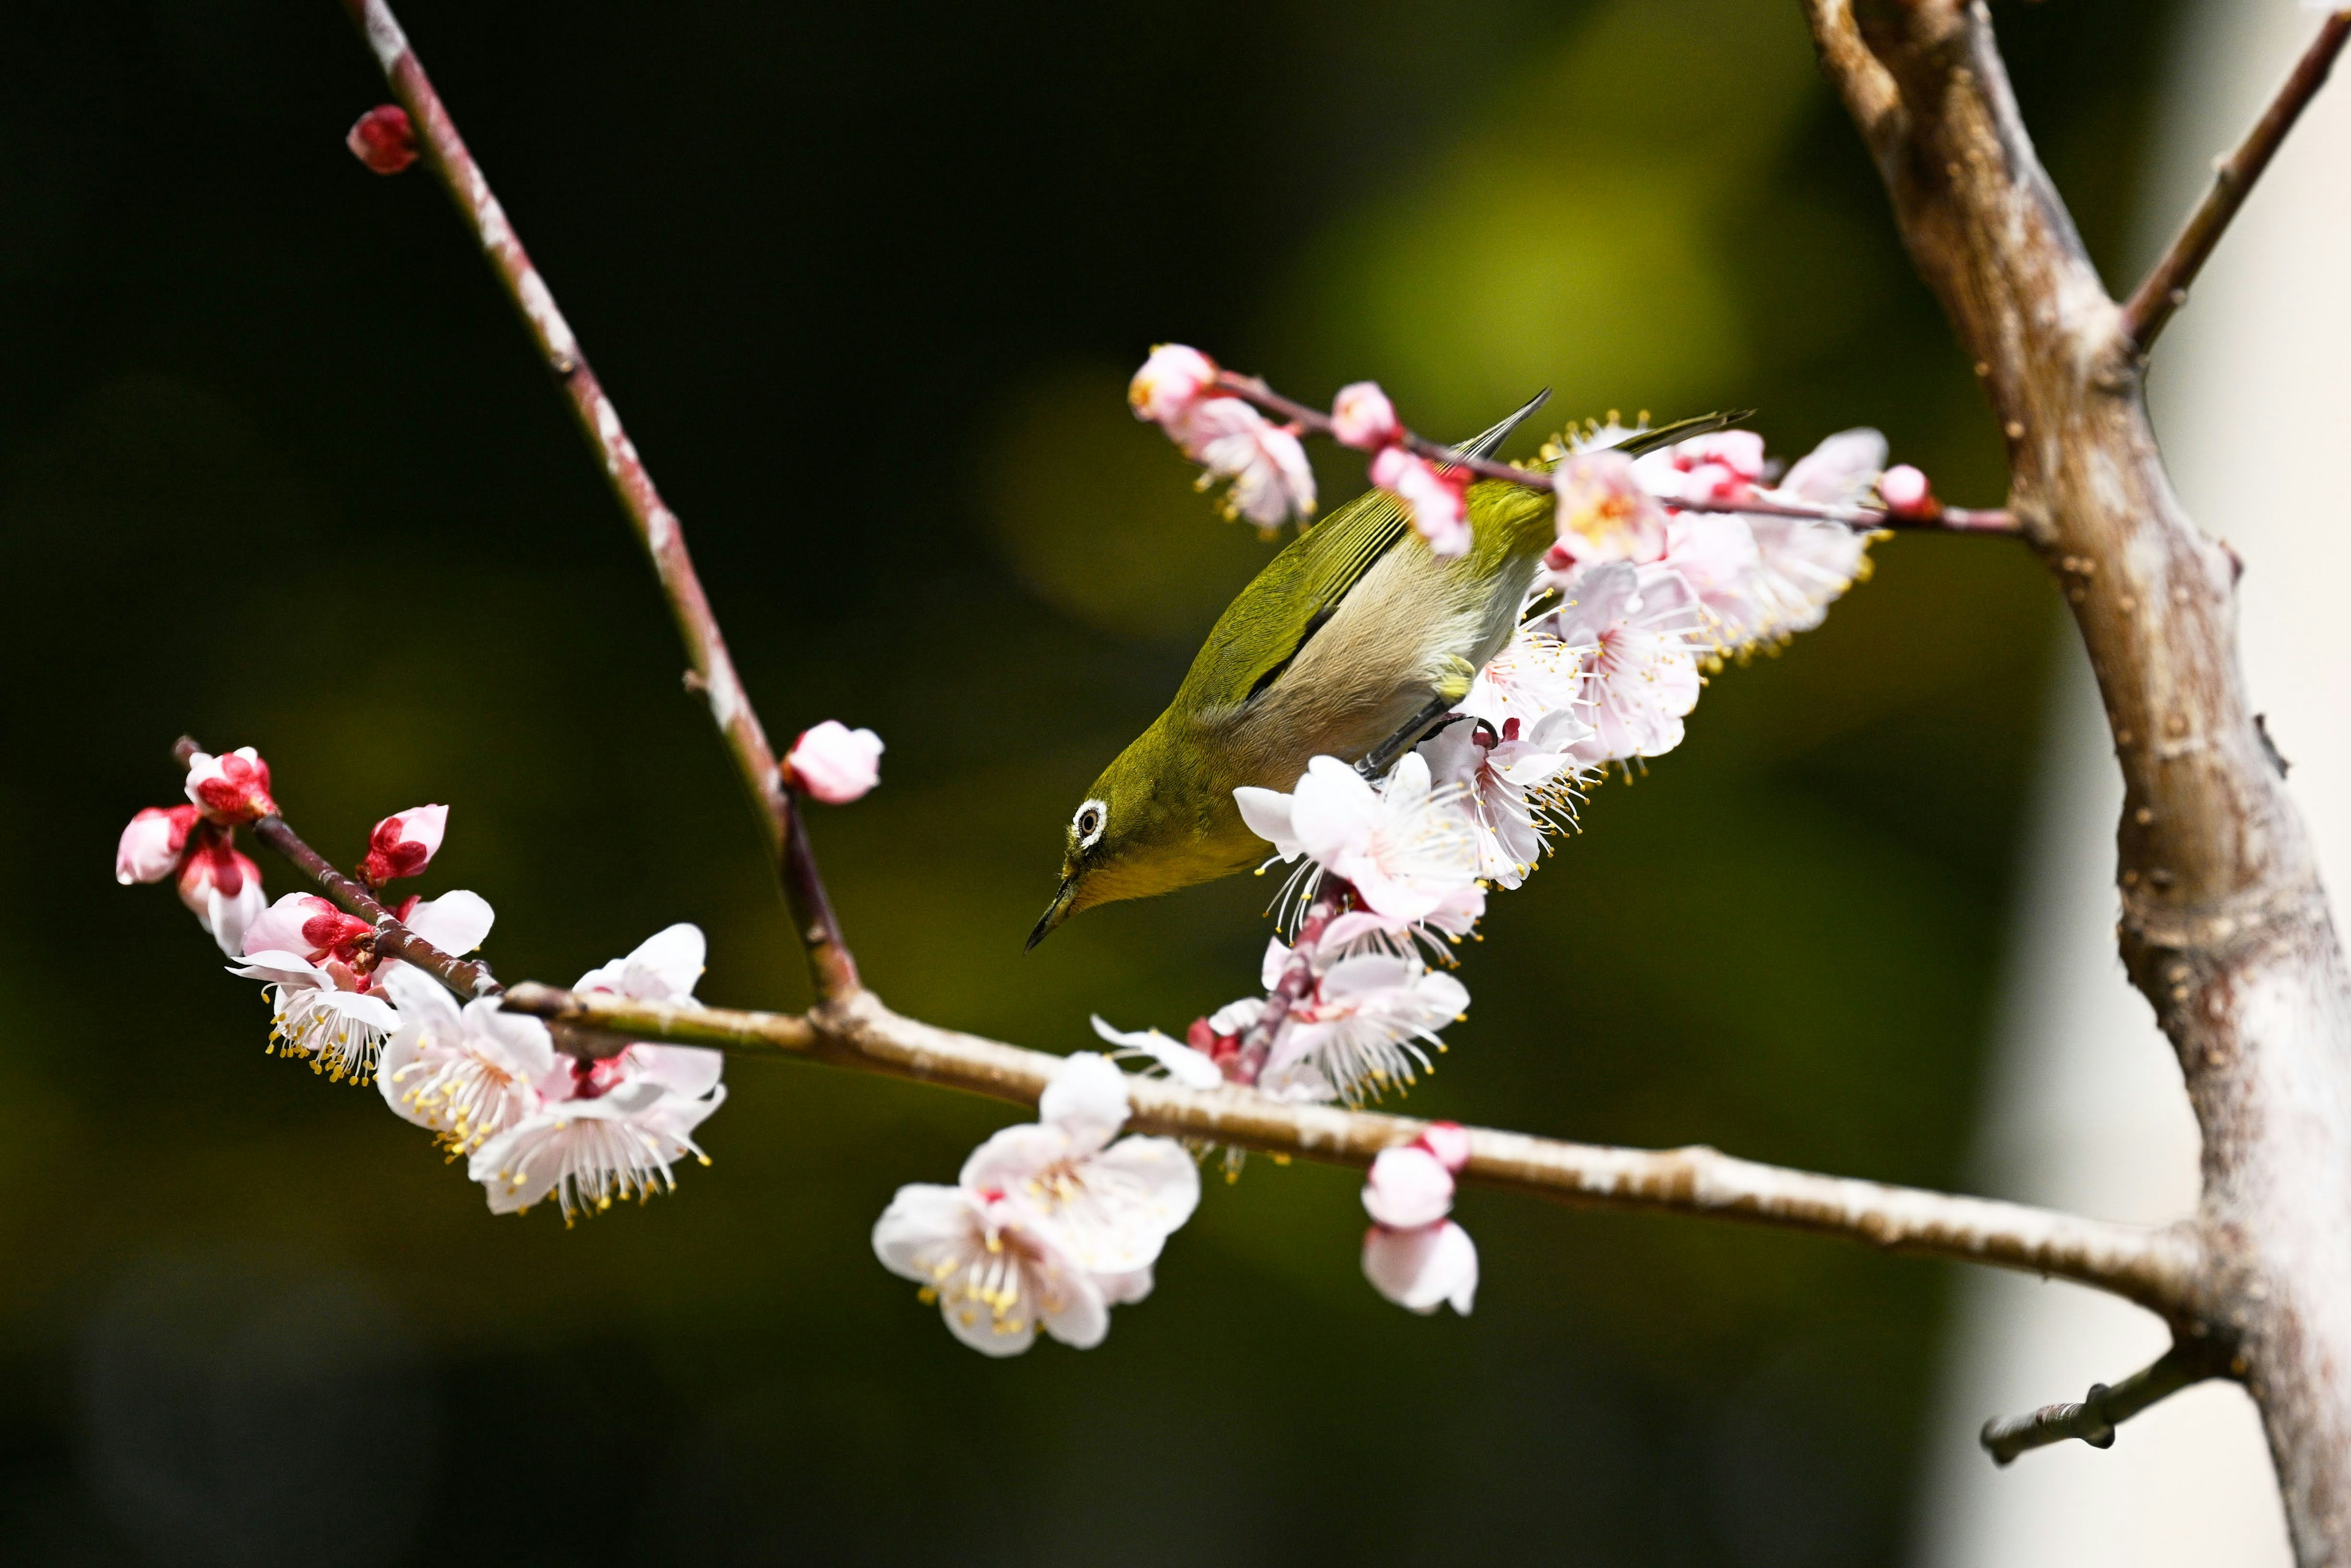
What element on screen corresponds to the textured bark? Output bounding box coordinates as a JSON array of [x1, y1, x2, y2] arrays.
[[1805, 4, 2351, 1559]]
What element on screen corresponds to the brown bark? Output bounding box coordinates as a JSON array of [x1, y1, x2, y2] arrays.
[[1805, 4, 2351, 1559]]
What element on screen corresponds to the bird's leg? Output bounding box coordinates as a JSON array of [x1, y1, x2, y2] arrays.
[[1357, 700, 1464, 779]]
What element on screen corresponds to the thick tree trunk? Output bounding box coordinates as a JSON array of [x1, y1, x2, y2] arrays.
[[1805, 3, 2351, 1559]]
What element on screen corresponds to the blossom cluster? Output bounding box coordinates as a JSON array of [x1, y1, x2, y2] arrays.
[[873, 1052, 1201, 1355]]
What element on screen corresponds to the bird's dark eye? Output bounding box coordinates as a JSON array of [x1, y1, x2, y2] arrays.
[[1078, 809, 1100, 836], [1073, 800, 1106, 847]]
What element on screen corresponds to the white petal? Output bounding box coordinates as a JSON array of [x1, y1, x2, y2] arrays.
[[1232, 787, 1300, 858], [1039, 1052, 1130, 1144], [625, 1043, 723, 1098], [1362, 1220, 1479, 1315], [406, 889, 495, 956], [872, 1184, 978, 1280], [1362, 1145, 1455, 1229]]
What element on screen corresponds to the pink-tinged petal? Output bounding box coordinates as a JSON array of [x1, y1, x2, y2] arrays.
[[115, 805, 197, 885], [622, 1043, 723, 1099], [1128, 343, 1218, 427], [241, 893, 336, 959], [1233, 786, 1302, 858], [403, 889, 494, 957], [1417, 1120, 1472, 1172], [784, 721, 884, 804], [1371, 448, 1472, 558], [1195, 409, 1315, 530], [182, 746, 278, 824], [359, 803, 448, 884], [1362, 1219, 1479, 1315], [958, 1123, 1074, 1196], [1362, 1145, 1455, 1228], [1087, 1136, 1203, 1237], [1330, 381, 1399, 450], [1262, 937, 1294, 991], [1878, 463, 1933, 516], [1039, 1051, 1130, 1147], [1780, 427, 1887, 506], [1551, 451, 1668, 566]]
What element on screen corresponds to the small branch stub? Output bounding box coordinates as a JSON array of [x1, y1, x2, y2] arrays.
[[1980, 1346, 2217, 1466]]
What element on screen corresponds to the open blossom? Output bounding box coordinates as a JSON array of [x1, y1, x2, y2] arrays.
[[1732, 427, 1886, 642], [1259, 953, 1469, 1105], [234, 890, 493, 1084], [1543, 563, 1702, 764], [1417, 711, 1587, 889], [568, 923, 725, 1109], [874, 1053, 1195, 1356], [1330, 381, 1400, 450], [786, 721, 883, 803], [1549, 450, 1669, 567], [1183, 398, 1316, 531], [1655, 512, 1767, 651], [1235, 753, 1483, 929], [116, 805, 198, 885], [1090, 1015, 1225, 1089], [1128, 343, 1219, 429], [358, 805, 448, 885], [175, 833, 266, 958], [1360, 1122, 1478, 1315], [378, 962, 557, 1155], [470, 1070, 724, 1223], [1371, 446, 1473, 557], [1632, 428, 1768, 507], [184, 746, 278, 824]]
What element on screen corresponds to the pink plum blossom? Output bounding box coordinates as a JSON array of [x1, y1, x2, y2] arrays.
[[174, 832, 266, 958], [242, 892, 373, 970], [1330, 381, 1400, 450], [1633, 429, 1768, 507], [1362, 1144, 1455, 1229], [1417, 711, 1588, 889], [1362, 1218, 1479, 1315], [1655, 512, 1766, 651], [1258, 952, 1470, 1105], [1128, 343, 1219, 429], [785, 721, 883, 803], [1370, 447, 1473, 557], [184, 746, 278, 824], [1544, 563, 1702, 763], [1418, 1120, 1472, 1172], [1234, 753, 1483, 929], [358, 804, 448, 885], [1779, 427, 1886, 506], [872, 1184, 1108, 1357], [1549, 450, 1669, 567], [1183, 398, 1317, 531], [115, 804, 198, 885]]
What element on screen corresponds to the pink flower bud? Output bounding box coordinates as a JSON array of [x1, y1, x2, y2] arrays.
[[1415, 1120, 1471, 1173], [1362, 1144, 1455, 1229], [244, 892, 373, 966], [184, 746, 278, 824], [1362, 1218, 1479, 1315], [116, 804, 198, 885], [1371, 447, 1473, 558], [347, 105, 419, 175], [359, 804, 448, 885], [784, 721, 884, 804], [1550, 450, 1668, 568], [1878, 463, 1935, 517], [1330, 381, 1400, 451], [176, 831, 267, 958], [1128, 344, 1219, 429]]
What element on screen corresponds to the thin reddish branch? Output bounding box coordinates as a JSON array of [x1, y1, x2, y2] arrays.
[[172, 735, 499, 997], [340, 0, 858, 1000], [2121, 11, 2351, 354], [1211, 371, 2020, 535], [1231, 882, 1346, 1084]]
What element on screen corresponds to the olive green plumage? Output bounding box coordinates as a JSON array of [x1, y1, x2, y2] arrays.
[[1027, 397, 1734, 947]]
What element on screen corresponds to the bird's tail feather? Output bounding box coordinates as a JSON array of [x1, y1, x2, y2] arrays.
[[1438, 388, 1551, 468]]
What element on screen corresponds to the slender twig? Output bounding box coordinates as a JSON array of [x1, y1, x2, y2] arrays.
[[494, 981, 2198, 1312], [339, 0, 858, 1000], [2120, 10, 2351, 354], [1231, 882, 1346, 1084], [1979, 1345, 2218, 1465], [1212, 372, 2020, 535], [172, 736, 500, 997]]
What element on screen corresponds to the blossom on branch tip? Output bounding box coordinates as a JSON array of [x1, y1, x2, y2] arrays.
[[116, 804, 200, 885], [183, 746, 278, 824], [1370, 446, 1473, 558], [346, 105, 419, 174], [1184, 399, 1316, 531], [1330, 381, 1400, 451], [1878, 463, 1934, 516], [785, 721, 883, 803], [359, 805, 448, 885], [175, 831, 266, 958], [1550, 451, 1669, 567], [1128, 343, 1219, 429]]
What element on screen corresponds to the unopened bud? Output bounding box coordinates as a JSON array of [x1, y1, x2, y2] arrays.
[[346, 105, 419, 175], [1415, 1120, 1472, 1173], [1879, 463, 1936, 517], [784, 721, 884, 804], [244, 891, 373, 964], [116, 803, 199, 885], [176, 830, 266, 957], [359, 803, 448, 885], [1330, 381, 1400, 451], [1128, 344, 1218, 428], [184, 746, 279, 824]]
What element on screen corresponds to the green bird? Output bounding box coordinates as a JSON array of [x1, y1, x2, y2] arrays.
[[1027, 396, 1731, 948]]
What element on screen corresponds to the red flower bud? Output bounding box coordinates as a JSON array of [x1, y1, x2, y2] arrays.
[[347, 105, 419, 175]]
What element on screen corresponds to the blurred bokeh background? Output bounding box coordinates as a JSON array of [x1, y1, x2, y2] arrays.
[[0, 1, 2198, 1562]]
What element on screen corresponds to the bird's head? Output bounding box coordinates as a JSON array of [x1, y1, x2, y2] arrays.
[[1027, 724, 1256, 948]]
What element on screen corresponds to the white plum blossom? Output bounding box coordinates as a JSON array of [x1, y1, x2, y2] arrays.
[[359, 804, 448, 885], [786, 721, 884, 803], [1183, 397, 1316, 531], [569, 922, 726, 1101], [1259, 953, 1470, 1105], [1735, 427, 1887, 642], [1417, 711, 1588, 889], [1371, 446, 1472, 557], [1458, 620, 1592, 737], [377, 962, 557, 1153], [470, 1069, 725, 1223], [873, 1053, 1199, 1356], [1235, 753, 1484, 929], [1655, 512, 1768, 652], [1544, 563, 1703, 764], [234, 890, 495, 1085], [1360, 1123, 1479, 1316]]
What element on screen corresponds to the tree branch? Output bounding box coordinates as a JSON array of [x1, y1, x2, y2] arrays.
[[1980, 1344, 2219, 1465], [497, 980, 2200, 1313], [2120, 11, 2351, 354], [1212, 371, 2020, 534], [339, 0, 858, 1000]]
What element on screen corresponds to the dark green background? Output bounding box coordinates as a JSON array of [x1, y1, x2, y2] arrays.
[[0, 1, 2176, 1562]]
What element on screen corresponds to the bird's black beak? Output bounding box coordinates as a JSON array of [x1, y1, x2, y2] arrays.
[[1027, 876, 1078, 950]]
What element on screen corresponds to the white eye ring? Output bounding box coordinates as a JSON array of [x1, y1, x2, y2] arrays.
[[1073, 799, 1107, 849]]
